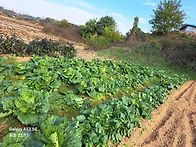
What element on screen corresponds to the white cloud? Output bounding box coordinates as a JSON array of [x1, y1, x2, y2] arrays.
[[141, 0, 156, 7], [142, 2, 156, 7], [71, 0, 96, 10]]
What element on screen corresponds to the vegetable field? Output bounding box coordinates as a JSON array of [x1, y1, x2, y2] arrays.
[[0, 56, 187, 146]]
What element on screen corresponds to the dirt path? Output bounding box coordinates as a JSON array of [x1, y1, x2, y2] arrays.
[[118, 81, 196, 147]]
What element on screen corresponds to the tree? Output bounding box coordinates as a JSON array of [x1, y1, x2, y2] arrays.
[[79, 16, 117, 38], [97, 16, 116, 35], [149, 0, 186, 34], [79, 19, 97, 38]]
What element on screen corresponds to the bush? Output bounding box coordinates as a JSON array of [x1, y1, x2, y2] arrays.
[[26, 39, 76, 58], [85, 29, 124, 50], [56, 19, 69, 28], [79, 16, 118, 39], [86, 35, 110, 49], [0, 36, 76, 58], [80, 16, 124, 49], [0, 36, 27, 56], [79, 19, 97, 39], [103, 27, 124, 43]]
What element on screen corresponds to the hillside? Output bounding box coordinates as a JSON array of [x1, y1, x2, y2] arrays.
[[0, 14, 98, 61]]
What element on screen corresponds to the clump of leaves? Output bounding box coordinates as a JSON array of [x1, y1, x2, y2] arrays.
[[2, 83, 50, 125], [0, 36, 76, 58], [26, 39, 76, 58], [35, 115, 82, 147], [0, 36, 27, 56], [79, 16, 123, 49]]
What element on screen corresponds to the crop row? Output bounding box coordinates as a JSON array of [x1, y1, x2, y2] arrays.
[[0, 57, 187, 146]]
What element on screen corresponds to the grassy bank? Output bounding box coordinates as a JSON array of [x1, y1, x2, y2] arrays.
[[97, 46, 196, 79]]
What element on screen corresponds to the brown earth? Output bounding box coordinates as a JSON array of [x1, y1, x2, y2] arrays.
[[42, 22, 83, 43], [0, 14, 97, 61], [118, 81, 196, 147], [0, 124, 7, 140]]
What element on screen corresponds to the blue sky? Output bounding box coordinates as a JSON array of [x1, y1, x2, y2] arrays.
[[0, 0, 195, 34]]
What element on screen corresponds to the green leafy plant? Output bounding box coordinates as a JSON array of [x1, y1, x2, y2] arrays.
[[26, 39, 76, 58], [2, 84, 50, 125], [0, 56, 187, 146], [0, 36, 27, 56], [37, 115, 82, 147], [0, 37, 76, 58]]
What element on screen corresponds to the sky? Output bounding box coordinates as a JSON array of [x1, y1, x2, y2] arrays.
[[0, 0, 195, 34]]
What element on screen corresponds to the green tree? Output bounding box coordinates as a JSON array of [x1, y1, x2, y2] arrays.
[[97, 16, 116, 35], [79, 19, 97, 38], [79, 16, 117, 38], [149, 0, 186, 34]]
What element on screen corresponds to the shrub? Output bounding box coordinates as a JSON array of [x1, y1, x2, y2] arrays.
[[86, 35, 110, 49], [0, 36, 27, 56], [26, 39, 76, 58], [79, 19, 97, 39], [80, 16, 124, 49], [85, 28, 124, 50], [79, 16, 117, 38], [56, 19, 69, 28], [103, 27, 124, 43], [0, 36, 76, 58], [150, 33, 196, 70]]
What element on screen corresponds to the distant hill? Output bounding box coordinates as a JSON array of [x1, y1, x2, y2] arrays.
[[0, 6, 42, 22]]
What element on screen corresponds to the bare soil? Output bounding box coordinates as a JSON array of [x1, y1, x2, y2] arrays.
[[118, 81, 196, 147]]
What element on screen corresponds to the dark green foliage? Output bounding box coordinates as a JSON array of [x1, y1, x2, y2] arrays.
[[0, 37, 76, 58], [75, 86, 167, 145], [71, 73, 186, 146], [2, 83, 50, 125], [79, 16, 117, 39], [79, 19, 97, 38], [26, 39, 76, 58], [149, 0, 186, 34], [96, 16, 116, 35], [80, 16, 123, 49], [0, 36, 27, 55]]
